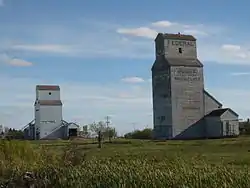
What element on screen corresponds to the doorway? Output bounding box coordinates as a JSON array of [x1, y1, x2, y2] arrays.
[[68, 128, 77, 137]]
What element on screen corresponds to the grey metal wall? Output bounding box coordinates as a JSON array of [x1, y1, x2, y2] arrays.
[[164, 39, 197, 59], [40, 125, 67, 140], [152, 67, 173, 139], [24, 124, 35, 140], [174, 118, 205, 139], [205, 117, 222, 138], [204, 91, 222, 115], [170, 66, 204, 138], [220, 110, 239, 136]]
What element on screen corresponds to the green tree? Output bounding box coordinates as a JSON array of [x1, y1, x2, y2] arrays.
[[89, 121, 106, 134], [103, 127, 117, 142], [239, 119, 250, 135], [6, 129, 24, 140], [124, 128, 153, 140], [89, 121, 117, 142]]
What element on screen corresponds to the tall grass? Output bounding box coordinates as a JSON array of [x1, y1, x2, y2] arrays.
[[1, 139, 250, 187]]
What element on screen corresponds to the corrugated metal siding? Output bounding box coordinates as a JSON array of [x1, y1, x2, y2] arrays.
[[37, 90, 61, 101], [205, 117, 222, 138], [220, 110, 239, 136], [171, 66, 204, 138], [204, 90, 222, 115], [38, 100, 62, 106], [37, 105, 63, 139], [152, 67, 173, 139], [40, 125, 67, 140]]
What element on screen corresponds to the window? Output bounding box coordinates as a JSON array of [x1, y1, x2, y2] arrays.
[[163, 94, 168, 98], [178, 48, 182, 53], [49, 92, 51, 95], [160, 116, 165, 121]]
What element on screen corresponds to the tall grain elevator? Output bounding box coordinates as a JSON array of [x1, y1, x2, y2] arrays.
[[152, 33, 204, 139]]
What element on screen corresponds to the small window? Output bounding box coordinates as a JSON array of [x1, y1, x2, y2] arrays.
[[163, 94, 168, 98], [160, 116, 165, 121], [178, 48, 182, 53], [49, 92, 51, 95]]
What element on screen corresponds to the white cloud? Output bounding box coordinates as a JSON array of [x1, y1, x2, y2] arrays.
[[220, 44, 250, 62], [0, 54, 33, 66], [151, 20, 210, 37], [230, 72, 250, 76], [116, 27, 158, 39], [11, 44, 72, 54], [116, 21, 209, 40], [183, 29, 208, 36], [221, 44, 241, 51], [151, 20, 176, 27], [121, 76, 145, 83]]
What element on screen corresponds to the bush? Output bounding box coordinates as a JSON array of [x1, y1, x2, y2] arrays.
[[124, 128, 153, 140]]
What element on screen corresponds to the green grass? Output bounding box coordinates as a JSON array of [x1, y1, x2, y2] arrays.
[[1, 137, 250, 187]]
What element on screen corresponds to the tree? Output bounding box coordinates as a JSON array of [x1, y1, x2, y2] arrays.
[[89, 121, 106, 148], [89, 121, 117, 142], [89, 121, 106, 134], [103, 127, 117, 142], [124, 128, 153, 140], [4, 126, 9, 133], [239, 118, 250, 135], [7, 129, 24, 139]]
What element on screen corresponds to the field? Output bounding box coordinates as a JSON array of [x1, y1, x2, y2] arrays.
[[1, 137, 250, 187]]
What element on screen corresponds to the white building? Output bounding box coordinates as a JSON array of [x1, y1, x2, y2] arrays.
[[34, 85, 63, 139], [23, 85, 79, 140]]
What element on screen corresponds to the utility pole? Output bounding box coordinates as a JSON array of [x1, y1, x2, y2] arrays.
[[132, 122, 136, 131], [105, 116, 111, 142]]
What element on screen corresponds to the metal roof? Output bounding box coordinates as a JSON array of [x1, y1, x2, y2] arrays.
[[35, 100, 62, 106], [155, 33, 196, 41], [205, 108, 239, 117], [166, 58, 203, 67], [36, 85, 60, 91], [152, 57, 203, 71]]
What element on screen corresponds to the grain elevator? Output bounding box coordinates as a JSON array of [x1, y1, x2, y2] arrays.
[[152, 33, 239, 140], [23, 85, 79, 140]]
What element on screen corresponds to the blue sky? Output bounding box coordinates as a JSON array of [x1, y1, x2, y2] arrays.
[[1, 0, 250, 134]]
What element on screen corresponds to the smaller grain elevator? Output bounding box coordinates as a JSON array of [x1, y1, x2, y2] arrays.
[[23, 85, 80, 140], [34, 85, 63, 139]]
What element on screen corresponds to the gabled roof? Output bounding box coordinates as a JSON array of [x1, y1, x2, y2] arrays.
[[205, 108, 239, 117], [155, 33, 196, 41], [36, 85, 60, 91], [203, 89, 223, 107], [68, 123, 80, 128]]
